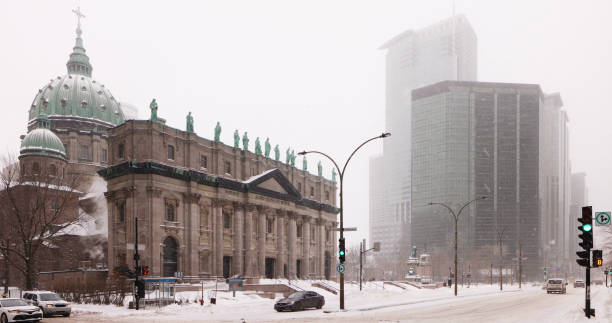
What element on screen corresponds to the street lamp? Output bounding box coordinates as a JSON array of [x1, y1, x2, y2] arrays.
[[299, 132, 390, 310], [429, 196, 487, 296]]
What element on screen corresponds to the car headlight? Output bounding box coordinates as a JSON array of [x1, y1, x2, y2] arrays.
[[8, 310, 19, 314], [66, 304, 71, 307], [46, 304, 54, 308]]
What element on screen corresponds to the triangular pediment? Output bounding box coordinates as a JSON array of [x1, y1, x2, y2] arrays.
[[258, 178, 288, 194], [245, 168, 301, 200]]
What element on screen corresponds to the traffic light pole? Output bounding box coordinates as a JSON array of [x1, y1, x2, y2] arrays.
[[299, 133, 391, 310], [586, 260, 592, 318], [134, 217, 140, 310]]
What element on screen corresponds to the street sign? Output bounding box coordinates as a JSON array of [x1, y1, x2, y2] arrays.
[[334, 227, 357, 231], [336, 263, 346, 274], [595, 212, 611, 226]]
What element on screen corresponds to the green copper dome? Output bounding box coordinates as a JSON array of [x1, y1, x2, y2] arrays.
[[27, 12, 125, 127], [20, 115, 67, 160]]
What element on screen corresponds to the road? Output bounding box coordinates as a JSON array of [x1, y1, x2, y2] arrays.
[[39, 286, 605, 322]]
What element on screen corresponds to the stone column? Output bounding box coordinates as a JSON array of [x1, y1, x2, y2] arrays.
[[319, 219, 326, 279], [233, 203, 244, 275], [276, 210, 285, 278], [146, 186, 163, 276], [302, 217, 311, 278], [288, 213, 297, 279], [257, 208, 266, 277], [214, 200, 224, 276], [244, 204, 255, 277], [184, 192, 201, 276], [104, 191, 116, 271]]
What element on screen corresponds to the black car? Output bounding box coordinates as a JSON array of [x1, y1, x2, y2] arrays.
[[274, 291, 324, 312]]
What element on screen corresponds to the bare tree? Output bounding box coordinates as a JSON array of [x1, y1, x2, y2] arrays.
[[0, 155, 83, 289]]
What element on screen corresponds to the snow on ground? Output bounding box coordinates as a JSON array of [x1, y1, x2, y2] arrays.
[[68, 281, 556, 322]]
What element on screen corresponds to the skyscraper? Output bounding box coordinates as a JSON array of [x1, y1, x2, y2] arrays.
[[370, 15, 477, 262], [410, 80, 544, 279]]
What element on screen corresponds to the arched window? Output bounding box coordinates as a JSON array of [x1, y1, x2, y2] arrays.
[[163, 236, 178, 277], [118, 143, 125, 159], [32, 162, 40, 174], [166, 203, 175, 222], [49, 164, 57, 176], [118, 201, 126, 222], [167, 145, 175, 160]]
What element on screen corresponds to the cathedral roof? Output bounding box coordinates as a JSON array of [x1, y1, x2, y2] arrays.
[[27, 8, 125, 128], [20, 114, 66, 160]]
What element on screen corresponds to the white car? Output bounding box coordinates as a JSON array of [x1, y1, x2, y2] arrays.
[[546, 278, 566, 294], [22, 291, 71, 317], [0, 298, 42, 323]]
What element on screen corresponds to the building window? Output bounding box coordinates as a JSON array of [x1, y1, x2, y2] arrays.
[[32, 162, 40, 174], [118, 201, 125, 222], [326, 228, 330, 242], [101, 148, 108, 163], [267, 218, 274, 233], [297, 223, 303, 238], [64, 144, 69, 159], [166, 203, 175, 222], [298, 182, 302, 192], [200, 154, 207, 169], [223, 211, 231, 229], [224, 161, 231, 174], [325, 191, 330, 201], [310, 187, 314, 197], [49, 164, 57, 176], [167, 145, 175, 160], [80, 145, 89, 160], [311, 227, 316, 241], [118, 144, 125, 159]]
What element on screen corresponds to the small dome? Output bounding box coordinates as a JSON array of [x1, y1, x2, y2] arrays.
[[20, 127, 66, 160]]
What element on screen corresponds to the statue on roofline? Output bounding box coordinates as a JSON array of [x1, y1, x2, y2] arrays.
[[214, 122, 222, 142], [149, 99, 158, 122], [290, 150, 296, 167], [317, 161, 323, 176], [274, 145, 280, 161], [302, 156, 307, 171], [233, 129, 239, 148], [255, 137, 262, 155], [264, 138, 271, 158], [242, 131, 249, 151], [332, 168, 337, 182], [186, 112, 194, 133]]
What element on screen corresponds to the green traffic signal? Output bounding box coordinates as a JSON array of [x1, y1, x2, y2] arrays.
[[339, 250, 345, 256], [583, 224, 592, 232]]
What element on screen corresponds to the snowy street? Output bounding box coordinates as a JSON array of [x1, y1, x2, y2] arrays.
[[41, 283, 612, 323]]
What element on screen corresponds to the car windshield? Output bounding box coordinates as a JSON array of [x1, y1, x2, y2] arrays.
[[39, 293, 62, 301], [549, 279, 563, 284], [0, 299, 28, 307], [288, 292, 306, 299]]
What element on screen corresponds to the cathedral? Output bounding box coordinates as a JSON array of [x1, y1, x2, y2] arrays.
[[18, 9, 339, 281]]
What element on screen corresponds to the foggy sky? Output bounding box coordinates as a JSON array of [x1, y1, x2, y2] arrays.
[[1, 0, 611, 247]]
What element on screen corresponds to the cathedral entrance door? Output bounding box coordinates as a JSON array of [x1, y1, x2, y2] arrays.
[[223, 256, 232, 278], [163, 236, 178, 277], [265, 258, 275, 278]]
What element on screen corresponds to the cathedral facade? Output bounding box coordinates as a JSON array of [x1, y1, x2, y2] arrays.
[[99, 119, 339, 279]]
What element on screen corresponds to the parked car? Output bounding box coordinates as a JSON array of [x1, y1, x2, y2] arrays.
[[0, 298, 42, 323], [546, 278, 566, 294], [22, 291, 71, 317], [574, 280, 585, 288], [274, 291, 324, 312]]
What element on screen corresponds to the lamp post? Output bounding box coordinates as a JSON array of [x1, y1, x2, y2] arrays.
[[429, 196, 487, 296], [299, 132, 390, 310]]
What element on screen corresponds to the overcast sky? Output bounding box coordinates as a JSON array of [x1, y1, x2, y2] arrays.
[[1, 0, 611, 247]]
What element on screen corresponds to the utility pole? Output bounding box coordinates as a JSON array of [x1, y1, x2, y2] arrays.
[[2, 239, 9, 297], [490, 263, 493, 286], [359, 241, 363, 291], [134, 217, 140, 310], [518, 242, 522, 289], [496, 226, 506, 291]]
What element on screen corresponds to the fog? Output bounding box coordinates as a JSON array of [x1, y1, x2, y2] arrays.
[[0, 0, 611, 247]]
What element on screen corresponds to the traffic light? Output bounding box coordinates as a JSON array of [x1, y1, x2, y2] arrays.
[[338, 237, 346, 263], [592, 249, 603, 268], [143, 266, 149, 276], [577, 206, 593, 267]]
